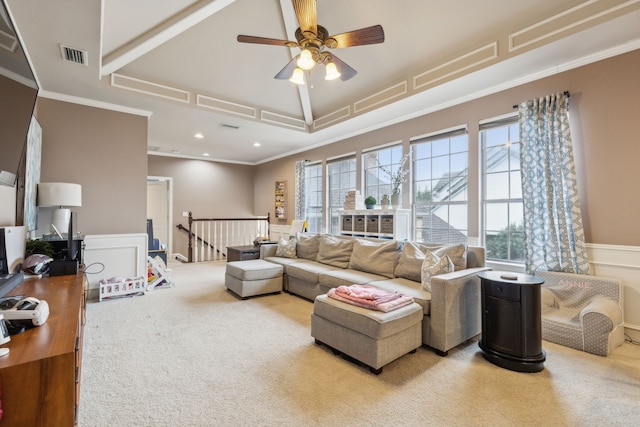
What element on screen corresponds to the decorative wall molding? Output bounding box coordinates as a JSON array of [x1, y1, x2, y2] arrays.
[[83, 233, 148, 300], [111, 73, 190, 103], [313, 106, 351, 130], [414, 42, 499, 91], [509, 0, 640, 52], [586, 243, 640, 337], [261, 110, 306, 130], [196, 94, 256, 119], [354, 81, 408, 114]]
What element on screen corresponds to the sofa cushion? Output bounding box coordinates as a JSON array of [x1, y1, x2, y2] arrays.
[[348, 239, 400, 279], [394, 241, 427, 282], [296, 233, 321, 260], [316, 234, 354, 268], [275, 237, 297, 258], [434, 243, 468, 271], [226, 259, 283, 281], [368, 277, 432, 315], [286, 261, 339, 284], [319, 268, 387, 289], [421, 253, 454, 291], [264, 256, 310, 268]]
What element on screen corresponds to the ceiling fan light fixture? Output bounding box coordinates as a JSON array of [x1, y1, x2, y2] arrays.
[[290, 67, 306, 85], [297, 49, 315, 70], [325, 61, 340, 80]]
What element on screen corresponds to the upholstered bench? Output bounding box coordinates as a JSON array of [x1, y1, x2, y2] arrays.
[[311, 294, 423, 374], [225, 259, 283, 299]]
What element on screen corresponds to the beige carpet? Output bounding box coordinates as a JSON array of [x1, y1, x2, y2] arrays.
[[79, 260, 640, 426]]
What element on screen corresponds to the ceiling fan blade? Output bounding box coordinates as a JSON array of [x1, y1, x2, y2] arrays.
[[292, 0, 317, 35], [274, 56, 299, 80], [328, 25, 385, 48], [330, 54, 357, 81], [237, 35, 292, 46]]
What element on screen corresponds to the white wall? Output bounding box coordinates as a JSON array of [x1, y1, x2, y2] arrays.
[[0, 185, 16, 226]]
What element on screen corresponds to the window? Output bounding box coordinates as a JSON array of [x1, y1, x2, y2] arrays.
[[411, 129, 468, 244], [481, 118, 524, 263], [304, 162, 323, 233], [363, 145, 403, 203], [327, 157, 356, 234]]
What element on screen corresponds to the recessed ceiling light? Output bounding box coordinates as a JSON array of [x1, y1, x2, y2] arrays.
[[202, 152, 210, 157], [194, 133, 204, 139], [253, 142, 261, 147]]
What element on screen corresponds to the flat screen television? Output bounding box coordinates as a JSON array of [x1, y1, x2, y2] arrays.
[[0, 0, 39, 187]]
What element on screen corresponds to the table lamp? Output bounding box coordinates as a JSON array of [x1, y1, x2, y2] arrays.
[[37, 182, 82, 235]]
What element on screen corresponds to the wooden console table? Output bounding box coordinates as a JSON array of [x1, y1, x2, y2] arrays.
[[0, 273, 86, 426]]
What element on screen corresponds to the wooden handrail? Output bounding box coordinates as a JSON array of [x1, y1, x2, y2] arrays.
[[176, 224, 218, 252]]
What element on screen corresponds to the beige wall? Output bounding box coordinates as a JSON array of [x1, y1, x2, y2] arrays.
[[35, 98, 148, 236], [255, 49, 640, 247], [147, 155, 255, 256]]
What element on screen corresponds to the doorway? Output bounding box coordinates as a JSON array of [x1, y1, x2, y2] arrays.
[[147, 177, 172, 256]]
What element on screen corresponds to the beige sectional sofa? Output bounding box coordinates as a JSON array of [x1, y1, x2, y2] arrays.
[[260, 233, 489, 356]]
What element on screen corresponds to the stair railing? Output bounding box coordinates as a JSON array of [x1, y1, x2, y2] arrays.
[[182, 212, 270, 262]]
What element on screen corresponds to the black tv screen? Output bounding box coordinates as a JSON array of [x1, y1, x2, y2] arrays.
[[0, 0, 39, 187]]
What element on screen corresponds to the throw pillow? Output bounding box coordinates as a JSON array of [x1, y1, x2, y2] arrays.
[[275, 237, 297, 258], [434, 243, 468, 271], [295, 232, 321, 260], [348, 239, 400, 278], [316, 234, 354, 268], [394, 241, 427, 282], [421, 252, 454, 292]]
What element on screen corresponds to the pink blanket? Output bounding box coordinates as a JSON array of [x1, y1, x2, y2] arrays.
[[328, 284, 414, 312]]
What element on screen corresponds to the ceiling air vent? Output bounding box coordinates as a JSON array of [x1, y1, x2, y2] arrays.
[[219, 123, 240, 130], [60, 44, 88, 66]]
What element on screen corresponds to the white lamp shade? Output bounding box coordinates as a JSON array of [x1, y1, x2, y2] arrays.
[[296, 49, 315, 71], [325, 61, 341, 80], [37, 182, 82, 207], [289, 68, 305, 85]]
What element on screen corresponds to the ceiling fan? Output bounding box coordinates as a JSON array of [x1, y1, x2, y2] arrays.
[[237, 0, 384, 84]]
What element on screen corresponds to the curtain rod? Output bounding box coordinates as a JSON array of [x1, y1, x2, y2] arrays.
[[513, 91, 570, 109]]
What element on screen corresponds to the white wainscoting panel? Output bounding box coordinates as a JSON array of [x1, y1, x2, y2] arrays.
[[586, 243, 640, 342], [269, 224, 291, 242], [84, 233, 147, 300]]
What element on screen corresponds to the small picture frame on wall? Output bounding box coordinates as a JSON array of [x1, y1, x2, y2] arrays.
[[275, 180, 286, 219]]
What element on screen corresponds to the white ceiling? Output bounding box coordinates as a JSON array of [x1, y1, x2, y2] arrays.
[[5, 0, 640, 164]]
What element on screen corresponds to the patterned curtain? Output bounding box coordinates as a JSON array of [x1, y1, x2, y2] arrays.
[[294, 160, 306, 221], [519, 92, 590, 275]]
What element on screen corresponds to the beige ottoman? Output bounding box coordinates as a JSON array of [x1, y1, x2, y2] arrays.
[[311, 294, 423, 374], [225, 259, 283, 299]]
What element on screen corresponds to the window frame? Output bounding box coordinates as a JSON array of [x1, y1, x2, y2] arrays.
[[303, 162, 323, 234], [327, 155, 357, 235], [410, 127, 469, 244], [480, 115, 525, 264], [362, 143, 404, 205]]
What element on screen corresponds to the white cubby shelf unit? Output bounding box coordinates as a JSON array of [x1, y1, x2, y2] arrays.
[[339, 209, 410, 241]]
